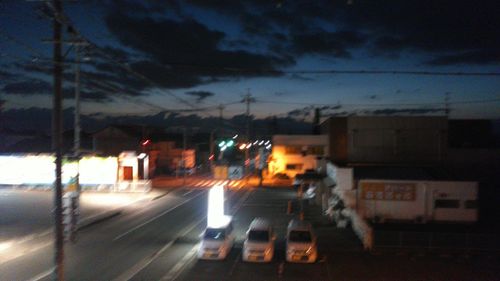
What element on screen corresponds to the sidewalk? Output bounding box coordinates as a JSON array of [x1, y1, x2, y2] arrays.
[[287, 194, 364, 254]]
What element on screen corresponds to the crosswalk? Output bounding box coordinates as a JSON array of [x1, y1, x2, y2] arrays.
[[191, 179, 246, 189]]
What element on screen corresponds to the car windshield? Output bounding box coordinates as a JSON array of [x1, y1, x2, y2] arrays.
[[289, 230, 312, 242], [204, 228, 225, 240], [248, 230, 269, 242]]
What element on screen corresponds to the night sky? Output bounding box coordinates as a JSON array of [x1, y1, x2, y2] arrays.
[[1, 0, 499, 133]]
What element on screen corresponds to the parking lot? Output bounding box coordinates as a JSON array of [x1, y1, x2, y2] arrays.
[[177, 187, 500, 281]]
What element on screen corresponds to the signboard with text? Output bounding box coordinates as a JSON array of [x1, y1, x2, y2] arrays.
[[361, 182, 416, 201]]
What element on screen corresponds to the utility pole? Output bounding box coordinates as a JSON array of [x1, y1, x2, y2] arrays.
[[444, 92, 450, 117], [183, 127, 187, 186], [217, 104, 224, 137], [243, 90, 252, 177], [73, 45, 80, 154], [51, 0, 64, 280]]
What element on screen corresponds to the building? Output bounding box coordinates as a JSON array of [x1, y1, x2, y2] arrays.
[[320, 116, 447, 165], [92, 125, 144, 156], [148, 141, 195, 175], [92, 125, 195, 176], [268, 135, 328, 178]]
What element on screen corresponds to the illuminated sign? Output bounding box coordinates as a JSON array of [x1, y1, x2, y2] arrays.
[[361, 182, 416, 201], [0, 155, 118, 185]]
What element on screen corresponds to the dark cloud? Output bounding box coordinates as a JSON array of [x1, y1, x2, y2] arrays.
[[2, 78, 109, 101], [184, 90, 215, 102], [348, 0, 500, 64], [185, 0, 499, 66], [104, 12, 293, 88], [3, 79, 51, 95], [291, 30, 364, 58], [426, 49, 500, 66], [288, 74, 314, 81], [321, 105, 342, 111], [0, 70, 15, 81], [367, 95, 378, 100]]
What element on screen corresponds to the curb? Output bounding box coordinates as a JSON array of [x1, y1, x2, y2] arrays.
[[78, 210, 122, 231]]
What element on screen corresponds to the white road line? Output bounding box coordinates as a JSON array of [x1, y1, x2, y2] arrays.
[[113, 190, 207, 241], [112, 240, 175, 281], [159, 188, 253, 281], [0, 241, 52, 266], [115, 188, 249, 281], [227, 252, 242, 277], [182, 190, 194, 196], [159, 242, 200, 281], [25, 267, 55, 281]]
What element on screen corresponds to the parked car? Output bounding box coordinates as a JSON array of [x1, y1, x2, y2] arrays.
[[176, 167, 195, 176], [198, 217, 235, 260], [242, 218, 275, 262], [286, 219, 317, 263]]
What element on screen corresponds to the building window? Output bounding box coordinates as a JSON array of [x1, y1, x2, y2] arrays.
[[307, 146, 324, 155], [286, 164, 303, 170], [285, 146, 302, 155], [434, 199, 460, 209], [464, 200, 478, 209]]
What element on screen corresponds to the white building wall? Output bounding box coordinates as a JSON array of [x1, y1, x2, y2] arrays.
[[357, 179, 478, 222]]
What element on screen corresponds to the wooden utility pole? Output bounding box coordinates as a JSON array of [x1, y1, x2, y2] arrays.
[[243, 91, 252, 176], [51, 0, 64, 280]]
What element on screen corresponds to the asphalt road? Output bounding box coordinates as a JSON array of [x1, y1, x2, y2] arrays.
[[1, 184, 499, 281]]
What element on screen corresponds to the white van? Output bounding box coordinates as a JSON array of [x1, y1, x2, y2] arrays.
[[242, 218, 275, 262], [285, 219, 317, 263], [198, 217, 235, 260]]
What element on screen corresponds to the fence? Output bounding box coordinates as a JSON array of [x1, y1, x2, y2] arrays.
[[373, 230, 500, 251]]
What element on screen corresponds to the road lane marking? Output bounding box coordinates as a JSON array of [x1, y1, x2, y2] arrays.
[[112, 240, 176, 281], [160, 188, 253, 281], [25, 267, 55, 281], [227, 252, 241, 277], [113, 190, 207, 241], [0, 241, 52, 266], [115, 196, 214, 281], [116, 188, 246, 280], [182, 190, 194, 196], [159, 242, 200, 281], [113, 213, 208, 281]]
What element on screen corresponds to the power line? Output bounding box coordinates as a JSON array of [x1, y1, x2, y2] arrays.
[[255, 98, 500, 107], [39, 3, 202, 111], [0, 27, 45, 58], [284, 69, 500, 77]]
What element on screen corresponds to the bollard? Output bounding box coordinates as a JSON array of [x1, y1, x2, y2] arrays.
[[287, 200, 292, 214]]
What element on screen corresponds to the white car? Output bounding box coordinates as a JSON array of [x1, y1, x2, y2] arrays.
[[198, 219, 235, 260], [242, 218, 275, 262], [285, 219, 317, 263]]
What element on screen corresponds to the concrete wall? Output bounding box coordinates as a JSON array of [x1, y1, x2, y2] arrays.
[[322, 116, 448, 165], [348, 117, 447, 164], [321, 117, 348, 163]]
